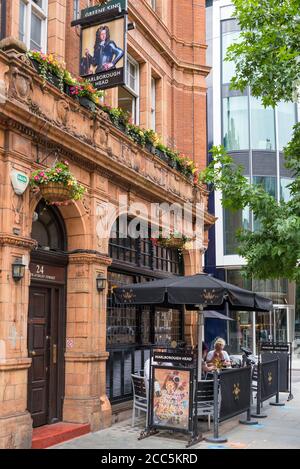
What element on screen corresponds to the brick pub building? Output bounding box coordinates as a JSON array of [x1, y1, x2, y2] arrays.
[[0, 0, 213, 448]]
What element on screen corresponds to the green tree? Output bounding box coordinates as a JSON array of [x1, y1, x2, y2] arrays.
[[200, 0, 300, 282], [201, 0, 300, 281], [226, 0, 300, 107], [201, 143, 300, 282]]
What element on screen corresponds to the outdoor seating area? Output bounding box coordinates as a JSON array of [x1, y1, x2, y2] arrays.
[[113, 273, 293, 446]]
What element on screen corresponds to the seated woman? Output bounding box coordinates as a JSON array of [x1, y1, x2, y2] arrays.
[[202, 342, 216, 376], [206, 338, 231, 370]]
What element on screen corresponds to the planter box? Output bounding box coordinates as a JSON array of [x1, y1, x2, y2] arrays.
[[47, 71, 62, 90], [30, 59, 41, 74], [79, 96, 96, 112], [167, 158, 177, 169], [64, 83, 74, 96], [155, 148, 169, 164], [116, 122, 127, 133], [30, 58, 62, 90], [145, 143, 155, 155]]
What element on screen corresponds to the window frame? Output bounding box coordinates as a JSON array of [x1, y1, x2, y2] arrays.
[[119, 55, 140, 125], [19, 0, 48, 52], [151, 76, 156, 130], [150, 0, 156, 11], [73, 0, 80, 21]]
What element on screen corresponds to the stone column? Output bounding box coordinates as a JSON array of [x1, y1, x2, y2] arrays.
[[63, 253, 112, 432], [48, 0, 67, 61], [0, 235, 36, 449], [139, 62, 151, 129], [0, 124, 36, 448]]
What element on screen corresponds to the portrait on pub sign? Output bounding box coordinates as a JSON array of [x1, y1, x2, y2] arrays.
[[80, 18, 125, 77]]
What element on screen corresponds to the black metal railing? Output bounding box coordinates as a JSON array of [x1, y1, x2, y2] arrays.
[[106, 345, 150, 403]]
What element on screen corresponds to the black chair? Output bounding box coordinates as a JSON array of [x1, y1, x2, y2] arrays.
[[196, 379, 215, 430], [131, 374, 148, 427]]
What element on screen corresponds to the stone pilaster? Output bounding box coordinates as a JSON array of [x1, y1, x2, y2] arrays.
[[0, 234, 36, 448], [63, 253, 112, 431]]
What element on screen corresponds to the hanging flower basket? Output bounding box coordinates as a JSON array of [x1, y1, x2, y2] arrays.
[[151, 230, 193, 250], [30, 161, 86, 206], [39, 182, 73, 203]]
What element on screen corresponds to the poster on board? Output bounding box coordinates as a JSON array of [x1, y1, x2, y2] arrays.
[[152, 367, 191, 431]]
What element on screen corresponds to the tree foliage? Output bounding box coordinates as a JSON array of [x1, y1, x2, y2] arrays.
[[201, 141, 300, 282], [226, 0, 300, 107], [201, 0, 300, 282]]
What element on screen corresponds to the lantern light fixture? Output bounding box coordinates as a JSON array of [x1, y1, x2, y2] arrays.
[[96, 274, 107, 292], [12, 258, 26, 282]]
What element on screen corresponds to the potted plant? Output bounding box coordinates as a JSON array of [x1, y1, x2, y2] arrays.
[[176, 154, 199, 182], [69, 79, 104, 111], [27, 50, 65, 91], [30, 161, 86, 206], [101, 105, 130, 132], [63, 70, 78, 96], [151, 229, 193, 250], [154, 142, 169, 164], [126, 124, 146, 146], [144, 129, 161, 154]]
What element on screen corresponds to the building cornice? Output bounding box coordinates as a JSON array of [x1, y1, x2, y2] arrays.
[[68, 252, 112, 267], [0, 233, 37, 250]]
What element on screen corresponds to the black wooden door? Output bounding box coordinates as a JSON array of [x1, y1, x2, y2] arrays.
[[27, 285, 65, 427]]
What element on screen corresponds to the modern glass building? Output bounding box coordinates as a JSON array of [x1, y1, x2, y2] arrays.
[[205, 0, 299, 356]]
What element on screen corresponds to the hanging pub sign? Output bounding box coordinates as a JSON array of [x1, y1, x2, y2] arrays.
[[71, 0, 128, 90]]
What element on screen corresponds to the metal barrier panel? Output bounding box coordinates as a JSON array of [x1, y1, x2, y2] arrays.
[[261, 359, 279, 402], [219, 367, 252, 422], [262, 351, 289, 392]]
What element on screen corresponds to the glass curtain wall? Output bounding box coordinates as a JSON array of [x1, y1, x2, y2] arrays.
[[220, 19, 297, 355], [221, 18, 297, 254]]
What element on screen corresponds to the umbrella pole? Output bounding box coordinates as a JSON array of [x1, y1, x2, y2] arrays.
[[197, 306, 204, 382]]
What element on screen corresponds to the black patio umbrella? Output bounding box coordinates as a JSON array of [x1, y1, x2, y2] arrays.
[[114, 273, 272, 312], [114, 273, 272, 379]]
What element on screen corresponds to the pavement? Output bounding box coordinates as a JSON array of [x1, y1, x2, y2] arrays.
[[51, 370, 300, 450], [292, 358, 300, 370]]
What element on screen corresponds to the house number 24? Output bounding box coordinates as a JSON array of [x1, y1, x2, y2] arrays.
[[36, 265, 44, 275]]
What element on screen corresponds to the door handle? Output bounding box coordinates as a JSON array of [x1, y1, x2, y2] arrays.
[[53, 344, 57, 364], [29, 350, 36, 357]]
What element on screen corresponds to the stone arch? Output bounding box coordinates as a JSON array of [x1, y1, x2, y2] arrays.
[[29, 196, 88, 251]]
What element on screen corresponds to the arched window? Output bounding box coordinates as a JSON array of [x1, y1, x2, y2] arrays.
[[106, 217, 184, 403], [109, 217, 183, 274], [31, 200, 66, 251]]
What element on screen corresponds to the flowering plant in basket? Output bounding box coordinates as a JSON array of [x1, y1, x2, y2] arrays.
[[30, 161, 86, 205], [150, 229, 193, 250], [27, 50, 65, 91], [69, 79, 104, 104]]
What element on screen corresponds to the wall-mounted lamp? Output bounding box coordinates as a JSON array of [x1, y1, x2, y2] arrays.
[[12, 258, 25, 282], [96, 274, 107, 293]]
